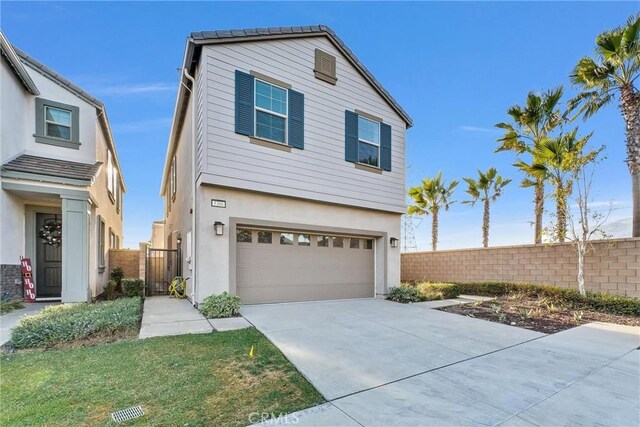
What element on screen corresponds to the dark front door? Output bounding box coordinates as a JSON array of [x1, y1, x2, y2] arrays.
[[36, 212, 62, 297]]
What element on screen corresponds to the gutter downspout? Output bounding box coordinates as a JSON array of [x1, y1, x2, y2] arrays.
[[182, 67, 198, 306]]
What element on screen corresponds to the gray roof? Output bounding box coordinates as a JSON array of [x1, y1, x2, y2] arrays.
[[188, 25, 412, 127], [2, 155, 103, 182], [0, 31, 39, 95], [13, 47, 104, 109]]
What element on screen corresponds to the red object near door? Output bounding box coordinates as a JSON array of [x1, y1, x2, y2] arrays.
[[20, 257, 36, 302]]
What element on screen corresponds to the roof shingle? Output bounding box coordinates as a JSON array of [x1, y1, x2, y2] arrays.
[[2, 155, 102, 182]]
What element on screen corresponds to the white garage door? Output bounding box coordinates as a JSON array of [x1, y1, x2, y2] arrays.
[[236, 228, 375, 304]]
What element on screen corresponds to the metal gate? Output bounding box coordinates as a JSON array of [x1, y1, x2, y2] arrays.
[[145, 248, 179, 296]]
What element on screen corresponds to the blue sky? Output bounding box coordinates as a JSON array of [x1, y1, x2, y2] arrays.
[[2, 1, 637, 250]]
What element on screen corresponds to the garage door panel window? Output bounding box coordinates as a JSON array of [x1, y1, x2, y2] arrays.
[[317, 236, 329, 247], [258, 231, 272, 244], [350, 238, 360, 249], [237, 229, 252, 243], [280, 233, 294, 245], [332, 237, 344, 248], [298, 234, 310, 246], [364, 239, 373, 250]]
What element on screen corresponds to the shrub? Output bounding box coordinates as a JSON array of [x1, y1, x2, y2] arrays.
[[387, 286, 421, 303], [416, 282, 460, 301], [122, 278, 145, 298], [110, 267, 124, 292], [200, 292, 241, 318], [103, 280, 119, 300], [10, 297, 142, 349], [455, 282, 640, 316]]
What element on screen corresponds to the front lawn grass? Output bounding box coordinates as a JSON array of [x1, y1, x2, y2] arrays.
[[0, 328, 323, 426]]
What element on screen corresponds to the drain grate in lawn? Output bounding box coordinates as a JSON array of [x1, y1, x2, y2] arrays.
[[440, 294, 640, 333], [0, 328, 323, 426], [111, 405, 144, 423]]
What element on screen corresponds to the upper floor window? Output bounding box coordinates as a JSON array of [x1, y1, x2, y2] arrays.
[[358, 116, 380, 167], [170, 156, 177, 200], [255, 79, 288, 144], [34, 98, 80, 149]]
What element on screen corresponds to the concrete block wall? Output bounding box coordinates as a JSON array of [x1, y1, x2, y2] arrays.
[[401, 238, 640, 298], [108, 249, 144, 280]]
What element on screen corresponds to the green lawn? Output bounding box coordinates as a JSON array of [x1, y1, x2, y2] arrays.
[[1, 328, 323, 426]]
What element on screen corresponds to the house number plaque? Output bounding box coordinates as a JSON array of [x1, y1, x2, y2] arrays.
[[211, 199, 227, 208]]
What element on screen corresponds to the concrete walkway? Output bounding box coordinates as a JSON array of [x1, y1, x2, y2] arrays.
[[244, 299, 640, 426], [0, 302, 57, 346], [139, 296, 251, 339]]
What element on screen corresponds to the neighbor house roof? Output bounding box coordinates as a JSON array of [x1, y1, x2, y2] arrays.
[[2, 154, 103, 182], [0, 31, 39, 95], [161, 25, 413, 194], [8, 43, 126, 191]]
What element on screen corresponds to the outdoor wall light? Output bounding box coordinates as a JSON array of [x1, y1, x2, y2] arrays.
[[390, 237, 399, 248], [214, 221, 225, 236], [176, 237, 182, 244]]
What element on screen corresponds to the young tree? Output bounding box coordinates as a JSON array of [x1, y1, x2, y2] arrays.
[[407, 172, 458, 251], [570, 14, 640, 237], [524, 129, 597, 242], [462, 168, 511, 248], [495, 88, 564, 244], [564, 151, 610, 296]]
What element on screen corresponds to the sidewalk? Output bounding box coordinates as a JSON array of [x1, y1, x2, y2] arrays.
[[138, 296, 251, 339], [1, 302, 57, 346]]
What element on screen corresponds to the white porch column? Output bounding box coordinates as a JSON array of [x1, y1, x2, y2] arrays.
[[61, 196, 90, 302]]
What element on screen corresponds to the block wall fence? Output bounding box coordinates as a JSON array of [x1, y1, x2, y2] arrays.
[[108, 244, 146, 281], [401, 238, 640, 298]]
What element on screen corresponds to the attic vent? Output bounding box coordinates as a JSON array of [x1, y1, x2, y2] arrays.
[[314, 49, 337, 85]]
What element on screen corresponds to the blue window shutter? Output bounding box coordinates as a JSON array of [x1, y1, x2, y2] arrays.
[[345, 110, 358, 163], [288, 89, 304, 149], [235, 70, 254, 136], [380, 123, 392, 171]]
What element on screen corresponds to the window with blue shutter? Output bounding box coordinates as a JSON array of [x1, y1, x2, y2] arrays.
[[346, 110, 391, 171], [236, 70, 304, 150], [235, 70, 254, 136]]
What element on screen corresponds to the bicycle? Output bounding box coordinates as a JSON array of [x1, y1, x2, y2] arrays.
[[168, 276, 189, 299]]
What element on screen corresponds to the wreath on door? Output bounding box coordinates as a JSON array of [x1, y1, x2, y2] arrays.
[[39, 218, 62, 247]]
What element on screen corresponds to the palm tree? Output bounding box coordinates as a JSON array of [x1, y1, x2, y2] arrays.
[[524, 129, 599, 243], [495, 87, 564, 244], [570, 14, 640, 237], [407, 172, 458, 251], [462, 168, 511, 248]]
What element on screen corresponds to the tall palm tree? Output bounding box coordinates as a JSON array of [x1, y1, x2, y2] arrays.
[[407, 172, 458, 251], [570, 14, 640, 237], [523, 129, 598, 242], [495, 87, 564, 243], [462, 168, 511, 248]]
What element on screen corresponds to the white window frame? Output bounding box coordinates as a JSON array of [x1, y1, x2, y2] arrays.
[[171, 156, 177, 200], [44, 105, 73, 141], [98, 217, 106, 271], [254, 79, 288, 145], [107, 149, 114, 196], [357, 115, 381, 168]]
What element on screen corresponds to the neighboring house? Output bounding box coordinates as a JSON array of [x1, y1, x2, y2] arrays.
[[161, 25, 412, 305], [0, 32, 125, 302]]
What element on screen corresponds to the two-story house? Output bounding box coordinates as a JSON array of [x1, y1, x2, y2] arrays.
[[0, 32, 125, 302], [161, 26, 412, 305]]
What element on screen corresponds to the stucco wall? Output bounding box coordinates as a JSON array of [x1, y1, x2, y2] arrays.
[[401, 238, 640, 298], [193, 184, 401, 304]]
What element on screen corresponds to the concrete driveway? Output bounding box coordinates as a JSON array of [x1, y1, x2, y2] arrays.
[[242, 298, 640, 426]]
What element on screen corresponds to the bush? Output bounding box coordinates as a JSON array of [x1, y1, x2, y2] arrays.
[[122, 278, 145, 298], [416, 282, 460, 301], [455, 282, 640, 316], [103, 280, 119, 300], [387, 286, 421, 303], [110, 267, 124, 293], [200, 292, 241, 318], [10, 297, 142, 349]]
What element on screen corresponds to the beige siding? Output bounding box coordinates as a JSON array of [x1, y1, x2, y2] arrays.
[[200, 36, 406, 213]]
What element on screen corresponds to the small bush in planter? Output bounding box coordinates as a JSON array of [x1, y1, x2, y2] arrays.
[[200, 292, 241, 318], [103, 280, 119, 300], [416, 282, 460, 301], [387, 286, 421, 303], [122, 278, 145, 298]]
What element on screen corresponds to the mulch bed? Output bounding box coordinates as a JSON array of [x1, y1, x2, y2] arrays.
[[440, 295, 640, 334]]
